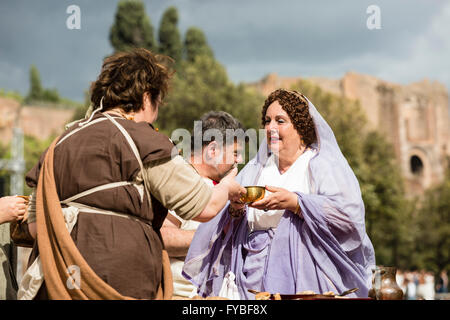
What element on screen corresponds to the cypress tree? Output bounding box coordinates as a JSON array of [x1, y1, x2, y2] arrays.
[[26, 65, 43, 103], [109, 0, 156, 52], [184, 27, 214, 62], [158, 6, 182, 63]]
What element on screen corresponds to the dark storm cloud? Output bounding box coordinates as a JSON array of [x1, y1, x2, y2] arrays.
[[0, 0, 448, 101]]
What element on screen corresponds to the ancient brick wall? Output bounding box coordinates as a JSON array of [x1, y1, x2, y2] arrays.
[[0, 97, 75, 145]]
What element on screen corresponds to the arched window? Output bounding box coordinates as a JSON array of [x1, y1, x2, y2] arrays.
[[410, 155, 424, 175]]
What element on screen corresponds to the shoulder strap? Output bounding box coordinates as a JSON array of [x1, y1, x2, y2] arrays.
[[60, 181, 133, 204], [103, 113, 145, 172], [56, 116, 120, 147], [102, 113, 152, 207], [58, 113, 151, 207]]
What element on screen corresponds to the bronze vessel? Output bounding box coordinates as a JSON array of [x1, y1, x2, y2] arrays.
[[369, 266, 404, 300], [240, 186, 265, 203]]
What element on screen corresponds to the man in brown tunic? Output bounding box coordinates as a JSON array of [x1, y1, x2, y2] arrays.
[[22, 48, 244, 300]]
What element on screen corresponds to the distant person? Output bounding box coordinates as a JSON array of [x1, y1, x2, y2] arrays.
[[0, 195, 27, 300], [436, 270, 448, 294], [396, 269, 407, 295], [424, 271, 436, 300], [416, 270, 425, 299], [161, 111, 244, 298], [406, 271, 418, 300], [183, 89, 376, 299]]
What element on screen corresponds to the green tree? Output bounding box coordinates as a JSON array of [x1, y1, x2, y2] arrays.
[[109, 0, 157, 52], [413, 165, 450, 273], [41, 88, 61, 103], [360, 131, 411, 268], [25, 65, 61, 104], [0, 143, 10, 196], [22, 135, 56, 195], [158, 6, 182, 63], [156, 55, 263, 136], [0, 135, 54, 196], [70, 90, 91, 122], [25, 65, 43, 103], [184, 27, 214, 62]]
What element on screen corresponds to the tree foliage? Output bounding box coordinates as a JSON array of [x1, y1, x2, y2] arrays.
[[25, 65, 61, 104], [158, 6, 182, 63], [184, 27, 214, 62], [26, 65, 43, 102], [413, 165, 450, 273], [0, 135, 55, 196], [360, 130, 411, 268], [155, 55, 263, 137], [70, 90, 91, 122], [109, 0, 157, 52]]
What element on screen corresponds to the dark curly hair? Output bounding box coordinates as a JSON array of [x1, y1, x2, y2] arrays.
[[90, 48, 174, 113], [261, 89, 317, 146]]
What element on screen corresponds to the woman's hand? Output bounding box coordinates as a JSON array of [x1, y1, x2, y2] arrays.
[[0, 196, 27, 224], [249, 186, 298, 213]]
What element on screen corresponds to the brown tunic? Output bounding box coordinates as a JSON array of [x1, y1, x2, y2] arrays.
[[26, 113, 199, 299]]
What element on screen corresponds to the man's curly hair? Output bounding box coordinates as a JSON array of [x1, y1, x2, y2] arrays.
[[261, 89, 317, 146], [90, 48, 174, 113]]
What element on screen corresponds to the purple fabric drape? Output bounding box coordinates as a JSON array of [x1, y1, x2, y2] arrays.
[[183, 96, 376, 299]]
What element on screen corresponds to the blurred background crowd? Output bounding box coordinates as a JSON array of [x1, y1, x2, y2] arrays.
[[396, 269, 448, 300]]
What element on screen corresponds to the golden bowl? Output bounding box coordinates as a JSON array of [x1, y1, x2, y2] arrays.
[[240, 186, 265, 203]]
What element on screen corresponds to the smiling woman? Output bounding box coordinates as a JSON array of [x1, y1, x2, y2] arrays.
[[261, 89, 316, 147], [183, 88, 375, 300], [261, 90, 316, 173]]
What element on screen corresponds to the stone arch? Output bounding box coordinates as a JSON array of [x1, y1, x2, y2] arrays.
[[410, 155, 424, 176], [407, 147, 432, 192]]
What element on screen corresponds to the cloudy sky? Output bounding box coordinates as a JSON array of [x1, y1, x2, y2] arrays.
[[0, 0, 449, 102]]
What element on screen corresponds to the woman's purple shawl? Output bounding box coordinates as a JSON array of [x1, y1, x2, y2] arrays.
[[182, 98, 376, 299]]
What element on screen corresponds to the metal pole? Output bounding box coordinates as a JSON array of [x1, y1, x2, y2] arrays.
[[0, 102, 25, 196], [10, 126, 24, 195]]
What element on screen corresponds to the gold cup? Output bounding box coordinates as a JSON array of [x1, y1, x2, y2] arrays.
[[240, 186, 265, 204]]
